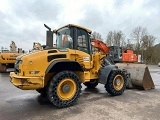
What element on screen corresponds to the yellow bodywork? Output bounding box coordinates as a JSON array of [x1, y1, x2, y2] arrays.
[[10, 72, 44, 90], [0, 52, 22, 64], [10, 48, 105, 90], [0, 52, 23, 72]]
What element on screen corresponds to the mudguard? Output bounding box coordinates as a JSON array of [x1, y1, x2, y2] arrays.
[[45, 60, 83, 74], [98, 65, 118, 85]]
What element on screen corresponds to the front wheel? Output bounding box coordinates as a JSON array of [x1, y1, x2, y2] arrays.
[[105, 70, 126, 96], [47, 71, 82, 108]]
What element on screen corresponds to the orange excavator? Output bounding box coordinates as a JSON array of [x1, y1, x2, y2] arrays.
[[91, 39, 137, 63]]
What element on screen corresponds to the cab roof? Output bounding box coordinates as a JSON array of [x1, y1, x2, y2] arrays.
[[55, 24, 92, 34]]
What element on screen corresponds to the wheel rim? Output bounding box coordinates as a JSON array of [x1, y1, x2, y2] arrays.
[[113, 75, 124, 91], [57, 79, 76, 100]]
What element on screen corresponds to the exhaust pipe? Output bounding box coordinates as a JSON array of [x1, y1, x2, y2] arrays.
[[116, 63, 155, 90], [44, 24, 53, 48]]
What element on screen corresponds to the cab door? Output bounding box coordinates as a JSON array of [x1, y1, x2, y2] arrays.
[[74, 28, 92, 69]]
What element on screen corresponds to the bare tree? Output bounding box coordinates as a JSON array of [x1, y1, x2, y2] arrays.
[[106, 31, 114, 46], [131, 26, 148, 54], [152, 43, 160, 64], [91, 31, 103, 40], [131, 26, 157, 63], [141, 35, 156, 63], [141, 35, 155, 49], [104, 26, 158, 64], [113, 31, 125, 46], [105, 30, 125, 46], [123, 39, 133, 50]]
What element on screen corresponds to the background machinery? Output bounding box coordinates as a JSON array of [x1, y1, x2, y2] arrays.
[[0, 41, 24, 72], [91, 39, 137, 63], [10, 24, 154, 108], [29, 42, 43, 53], [91, 39, 154, 90]]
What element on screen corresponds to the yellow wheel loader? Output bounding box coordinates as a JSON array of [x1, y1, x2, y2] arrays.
[[0, 41, 24, 72], [10, 24, 154, 108]]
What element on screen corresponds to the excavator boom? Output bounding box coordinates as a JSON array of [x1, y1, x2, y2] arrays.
[[91, 39, 109, 54]]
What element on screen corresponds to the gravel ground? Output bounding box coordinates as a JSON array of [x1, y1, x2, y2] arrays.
[[0, 65, 160, 120]]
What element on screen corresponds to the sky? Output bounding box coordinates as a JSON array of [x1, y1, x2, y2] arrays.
[[0, 0, 160, 51]]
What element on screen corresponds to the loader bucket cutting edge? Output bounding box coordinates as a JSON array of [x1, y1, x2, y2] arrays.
[[115, 63, 155, 90]]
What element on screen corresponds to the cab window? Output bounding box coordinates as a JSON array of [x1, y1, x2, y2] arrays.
[[56, 27, 73, 49], [77, 29, 89, 53]]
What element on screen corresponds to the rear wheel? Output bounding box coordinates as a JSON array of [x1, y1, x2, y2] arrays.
[[83, 79, 98, 88], [105, 70, 126, 96], [47, 71, 81, 108]]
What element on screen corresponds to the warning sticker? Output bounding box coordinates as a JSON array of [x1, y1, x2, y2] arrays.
[[83, 57, 90, 62]]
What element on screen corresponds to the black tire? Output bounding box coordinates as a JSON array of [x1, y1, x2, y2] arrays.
[[83, 79, 98, 88], [105, 70, 126, 96], [47, 71, 82, 108], [36, 87, 47, 97]]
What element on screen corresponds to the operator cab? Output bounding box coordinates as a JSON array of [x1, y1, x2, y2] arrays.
[[109, 46, 122, 63], [55, 24, 92, 55]]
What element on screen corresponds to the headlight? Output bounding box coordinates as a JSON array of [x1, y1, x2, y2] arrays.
[[14, 60, 22, 73]]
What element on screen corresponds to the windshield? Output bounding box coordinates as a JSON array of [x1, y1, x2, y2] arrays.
[[56, 27, 73, 49]]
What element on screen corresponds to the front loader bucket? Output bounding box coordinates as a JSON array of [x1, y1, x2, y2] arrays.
[[115, 63, 155, 90]]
